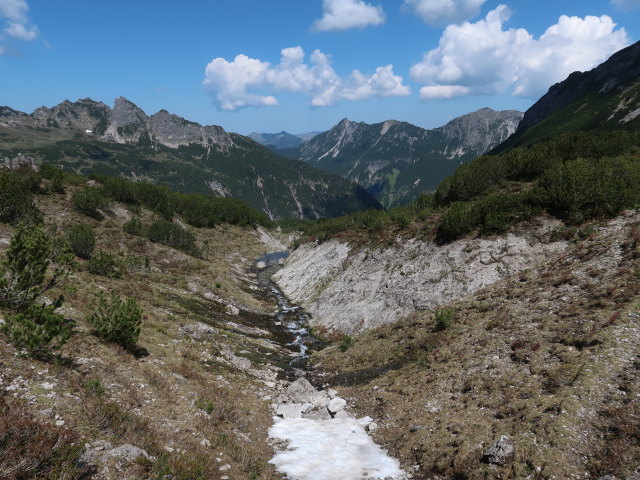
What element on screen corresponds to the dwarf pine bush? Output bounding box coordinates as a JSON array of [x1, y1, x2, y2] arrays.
[[66, 223, 95, 259], [1, 303, 71, 358], [88, 292, 142, 348]]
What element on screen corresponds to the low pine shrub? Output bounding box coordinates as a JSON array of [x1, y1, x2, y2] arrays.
[[147, 219, 198, 256], [88, 292, 142, 349], [66, 223, 95, 259], [123, 216, 144, 236], [87, 250, 122, 278], [434, 307, 457, 331], [1, 303, 72, 359], [72, 186, 108, 220]]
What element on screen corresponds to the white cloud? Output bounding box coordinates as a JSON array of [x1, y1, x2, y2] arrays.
[[403, 0, 486, 26], [0, 0, 39, 53], [610, 0, 640, 11], [0, 0, 28, 22], [410, 5, 630, 100], [312, 0, 385, 32], [5, 20, 37, 40], [203, 46, 409, 111]]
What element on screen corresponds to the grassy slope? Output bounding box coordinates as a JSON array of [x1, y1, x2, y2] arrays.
[[0, 188, 290, 480], [496, 82, 640, 153], [314, 214, 640, 479]]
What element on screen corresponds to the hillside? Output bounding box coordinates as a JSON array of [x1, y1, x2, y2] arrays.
[[497, 40, 640, 151], [285, 108, 522, 208], [0, 98, 380, 220]]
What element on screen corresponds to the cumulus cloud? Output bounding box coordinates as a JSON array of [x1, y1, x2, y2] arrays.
[[0, 0, 39, 53], [403, 0, 486, 26], [410, 5, 630, 100], [312, 0, 385, 32], [203, 46, 409, 111], [610, 0, 640, 10]]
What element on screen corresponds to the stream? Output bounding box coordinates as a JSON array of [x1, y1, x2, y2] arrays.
[[252, 251, 407, 480], [252, 251, 323, 378]]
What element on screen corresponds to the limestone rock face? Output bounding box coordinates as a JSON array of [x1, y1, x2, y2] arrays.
[[273, 223, 566, 333]]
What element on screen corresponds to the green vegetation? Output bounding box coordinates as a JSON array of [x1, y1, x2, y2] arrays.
[[87, 250, 122, 278], [72, 186, 108, 220], [194, 398, 215, 414], [147, 219, 198, 256], [83, 378, 105, 396], [87, 292, 142, 349], [1, 303, 72, 359], [0, 225, 74, 358], [339, 334, 354, 352], [285, 130, 640, 244], [0, 169, 42, 225], [123, 216, 144, 236], [434, 307, 457, 331], [0, 225, 70, 311], [66, 223, 96, 259]]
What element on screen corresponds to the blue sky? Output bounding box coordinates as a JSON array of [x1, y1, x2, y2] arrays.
[[1, 0, 640, 134]]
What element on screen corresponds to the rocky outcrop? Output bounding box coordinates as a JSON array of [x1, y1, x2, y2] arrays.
[[1, 153, 38, 171], [273, 221, 566, 333]]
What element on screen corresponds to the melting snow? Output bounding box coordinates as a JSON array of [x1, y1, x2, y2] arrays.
[[269, 417, 406, 480]]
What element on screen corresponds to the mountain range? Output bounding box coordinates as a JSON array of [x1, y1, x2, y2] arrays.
[[0, 98, 379, 220], [276, 108, 522, 208], [248, 131, 320, 151]]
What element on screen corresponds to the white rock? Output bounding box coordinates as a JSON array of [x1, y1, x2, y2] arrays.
[[327, 397, 347, 413], [225, 304, 239, 316], [272, 231, 566, 333], [55, 419, 65, 426], [256, 261, 267, 270], [219, 464, 231, 471], [200, 439, 211, 448], [327, 388, 338, 399], [367, 422, 378, 432], [276, 403, 304, 419]]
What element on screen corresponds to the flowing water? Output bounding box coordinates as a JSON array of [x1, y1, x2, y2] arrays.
[[253, 251, 323, 378]]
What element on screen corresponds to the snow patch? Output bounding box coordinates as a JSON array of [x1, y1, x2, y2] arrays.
[[269, 417, 406, 480]]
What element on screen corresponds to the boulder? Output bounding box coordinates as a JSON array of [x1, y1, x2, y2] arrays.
[[482, 435, 515, 465], [276, 403, 304, 419], [283, 377, 329, 408], [327, 397, 347, 414]]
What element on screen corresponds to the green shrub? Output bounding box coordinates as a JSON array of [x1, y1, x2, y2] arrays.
[[83, 378, 105, 396], [436, 202, 479, 243], [1, 303, 72, 359], [72, 186, 108, 220], [0, 170, 42, 225], [339, 335, 354, 352], [147, 219, 198, 255], [123, 216, 144, 236], [0, 225, 70, 311], [434, 307, 457, 331], [66, 223, 95, 259], [87, 250, 122, 278], [533, 156, 640, 224], [194, 398, 214, 414], [88, 292, 142, 348]]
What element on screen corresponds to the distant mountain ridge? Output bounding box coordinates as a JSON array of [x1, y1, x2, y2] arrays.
[[248, 131, 321, 151], [497, 40, 640, 151], [286, 108, 523, 208], [0, 97, 381, 220]]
